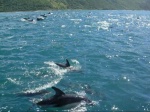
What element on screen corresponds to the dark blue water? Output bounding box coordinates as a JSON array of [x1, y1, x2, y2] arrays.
[[0, 10, 150, 111]]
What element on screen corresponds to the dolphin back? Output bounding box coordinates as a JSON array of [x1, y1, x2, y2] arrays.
[[55, 59, 70, 68]]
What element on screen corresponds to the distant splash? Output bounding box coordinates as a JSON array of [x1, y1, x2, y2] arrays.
[[97, 21, 111, 31]]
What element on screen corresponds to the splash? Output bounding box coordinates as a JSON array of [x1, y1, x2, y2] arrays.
[[97, 21, 110, 31], [69, 101, 87, 112], [23, 60, 73, 93], [70, 19, 82, 22], [20, 18, 37, 24], [44, 61, 68, 75], [45, 59, 82, 74], [111, 105, 119, 111], [23, 77, 62, 93], [69, 59, 82, 71], [7, 78, 21, 85]]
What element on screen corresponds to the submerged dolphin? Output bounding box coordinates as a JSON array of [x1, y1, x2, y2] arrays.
[[36, 87, 91, 108], [55, 59, 70, 68]]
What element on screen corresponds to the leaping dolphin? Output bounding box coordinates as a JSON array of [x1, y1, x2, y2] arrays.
[[55, 59, 70, 68], [36, 87, 91, 108]]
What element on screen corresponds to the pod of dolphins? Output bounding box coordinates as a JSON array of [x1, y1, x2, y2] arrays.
[[20, 11, 93, 110], [23, 12, 52, 22], [17, 59, 92, 110]]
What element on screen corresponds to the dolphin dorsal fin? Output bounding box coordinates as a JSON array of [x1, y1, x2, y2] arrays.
[[65, 59, 70, 67], [52, 87, 65, 97]]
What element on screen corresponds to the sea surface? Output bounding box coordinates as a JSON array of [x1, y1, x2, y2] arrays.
[[0, 10, 150, 112]]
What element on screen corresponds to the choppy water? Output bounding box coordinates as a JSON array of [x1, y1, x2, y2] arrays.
[[0, 10, 150, 111]]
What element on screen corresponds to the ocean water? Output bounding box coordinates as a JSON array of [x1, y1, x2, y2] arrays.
[[0, 10, 150, 111]]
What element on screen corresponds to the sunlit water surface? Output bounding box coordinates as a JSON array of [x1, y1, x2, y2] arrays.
[[0, 10, 150, 111]]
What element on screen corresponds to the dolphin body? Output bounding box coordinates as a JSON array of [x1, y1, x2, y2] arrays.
[[23, 17, 33, 22], [40, 14, 47, 18], [37, 16, 45, 21], [36, 87, 91, 108], [55, 59, 70, 68]]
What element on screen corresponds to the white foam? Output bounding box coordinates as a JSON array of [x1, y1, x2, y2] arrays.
[[7, 78, 21, 85], [61, 102, 81, 110], [69, 101, 87, 112], [45, 61, 68, 75], [84, 25, 91, 28], [111, 105, 119, 111], [20, 18, 26, 22], [76, 91, 86, 97], [44, 61, 57, 67], [45, 60, 81, 74], [97, 21, 110, 31], [24, 77, 62, 93], [70, 19, 82, 22], [71, 59, 80, 64], [61, 25, 66, 28], [20, 18, 37, 24], [50, 67, 68, 75], [26, 60, 81, 94]]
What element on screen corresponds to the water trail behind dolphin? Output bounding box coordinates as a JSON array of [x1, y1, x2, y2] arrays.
[[44, 59, 82, 74], [23, 59, 81, 97]]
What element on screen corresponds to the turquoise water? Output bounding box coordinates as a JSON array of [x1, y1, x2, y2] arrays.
[[0, 10, 150, 111]]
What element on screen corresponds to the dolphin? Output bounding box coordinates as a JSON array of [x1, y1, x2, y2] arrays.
[[55, 59, 70, 68], [36, 87, 91, 108], [23, 17, 33, 22], [40, 14, 47, 18], [17, 90, 50, 97], [37, 16, 45, 21], [23, 17, 30, 20]]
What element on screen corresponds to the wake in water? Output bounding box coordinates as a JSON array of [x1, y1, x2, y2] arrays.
[[22, 59, 85, 111], [17, 59, 81, 97], [44, 59, 82, 74]]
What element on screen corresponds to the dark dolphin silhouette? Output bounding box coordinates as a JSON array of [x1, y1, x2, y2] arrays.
[[55, 59, 70, 68], [23, 17, 30, 20], [23, 17, 33, 22], [40, 14, 47, 18], [36, 87, 91, 108]]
